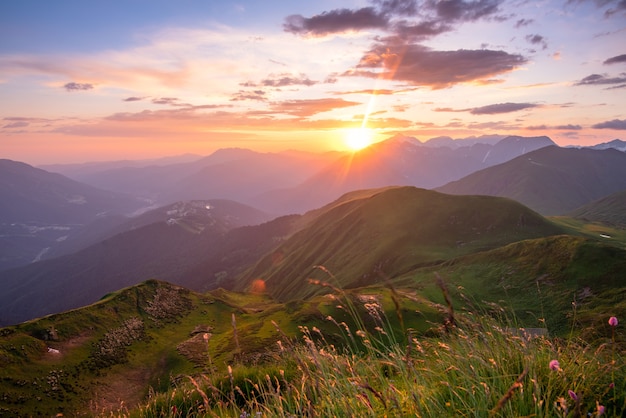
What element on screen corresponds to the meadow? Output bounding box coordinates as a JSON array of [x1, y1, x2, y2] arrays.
[[126, 277, 624, 417]]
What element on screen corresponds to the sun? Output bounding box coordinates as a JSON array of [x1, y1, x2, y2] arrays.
[[344, 128, 374, 151]]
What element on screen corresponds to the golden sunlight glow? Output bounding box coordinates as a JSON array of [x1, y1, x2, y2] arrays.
[[344, 128, 374, 151]]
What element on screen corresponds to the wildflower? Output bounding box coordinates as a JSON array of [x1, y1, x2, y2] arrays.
[[549, 359, 560, 371], [608, 316, 618, 327], [568, 390, 578, 402], [596, 402, 605, 416]]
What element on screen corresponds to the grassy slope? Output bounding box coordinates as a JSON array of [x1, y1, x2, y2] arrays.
[[567, 189, 626, 229], [393, 234, 626, 337], [238, 186, 564, 301], [0, 280, 438, 416]]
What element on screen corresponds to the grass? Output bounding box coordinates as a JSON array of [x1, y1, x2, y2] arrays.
[[127, 277, 625, 418]]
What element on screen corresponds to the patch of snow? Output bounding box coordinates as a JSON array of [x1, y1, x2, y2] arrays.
[[600, 234, 612, 239], [56, 235, 68, 242], [32, 247, 50, 262], [482, 150, 491, 163], [67, 195, 86, 204], [47, 347, 60, 354]]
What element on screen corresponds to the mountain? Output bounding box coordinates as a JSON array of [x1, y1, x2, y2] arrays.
[[436, 146, 626, 215], [0, 200, 275, 326], [253, 135, 556, 214], [38, 153, 203, 178], [238, 186, 565, 301], [567, 189, 626, 228], [160, 150, 339, 207], [2, 187, 626, 416], [0, 159, 141, 224], [0, 159, 144, 270], [43, 198, 272, 260], [587, 139, 626, 152], [51, 149, 340, 211], [420, 134, 507, 148]]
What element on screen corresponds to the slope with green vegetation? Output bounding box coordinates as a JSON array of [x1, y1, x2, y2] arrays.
[[437, 146, 626, 215], [3, 186, 626, 416], [238, 186, 564, 301], [567, 189, 626, 229], [392, 234, 626, 337], [0, 280, 437, 416]]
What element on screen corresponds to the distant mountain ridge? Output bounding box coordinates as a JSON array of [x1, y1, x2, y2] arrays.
[[437, 146, 626, 215], [0, 159, 144, 270], [252, 135, 556, 214], [0, 199, 275, 326]]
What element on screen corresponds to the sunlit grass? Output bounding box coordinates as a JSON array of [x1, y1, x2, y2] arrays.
[[129, 279, 625, 418]]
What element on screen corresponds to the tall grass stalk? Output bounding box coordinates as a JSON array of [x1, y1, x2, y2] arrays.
[[130, 276, 624, 417]]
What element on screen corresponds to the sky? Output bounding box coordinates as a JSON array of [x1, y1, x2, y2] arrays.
[[1, 0, 625, 164]]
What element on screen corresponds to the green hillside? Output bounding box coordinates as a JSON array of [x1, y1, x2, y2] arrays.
[[238, 186, 564, 301], [3, 187, 626, 416], [393, 234, 626, 336], [0, 280, 438, 416], [437, 146, 626, 215], [567, 189, 626, 228]]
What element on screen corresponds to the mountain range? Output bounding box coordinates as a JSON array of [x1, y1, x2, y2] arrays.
[[2, 134, 626, 416], [1, 134, 626, 326], [437, 146, 626, 215]]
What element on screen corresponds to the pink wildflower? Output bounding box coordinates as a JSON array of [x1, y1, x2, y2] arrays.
[[568, 390, 578, 402], [597, 403, 605, 416], [549, 359, 560, 371], [608, 316, 618, 327]]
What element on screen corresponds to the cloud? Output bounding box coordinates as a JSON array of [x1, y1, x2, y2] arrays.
[[568, 0, 626, 17], [604, 54, 626, 64], [391, 20, 452, 41], [525, 34, 548, 50], [526, 124, 582, 130], [242, 73, 318, 88], [428, 0, 502, 22], [575, 73, 626, 87], [515, 18, 533, 28], [592, 119, 626, 129], [3, 121, 29, 129], [353, 43, 527, 88], [470, 102, 539, 114], [284, 7, 389, 37], [283, 0, 503, 40], [231, 90, 268, 101], [435, 102, 539, 114], [123, 96, 145, 102], [152, 97, 180, 105], [372, 0, 418, 16], [2, 116, 55, 129], [63, 82, 94, 91], [332, 87, 418, 95], [268, 98, 361, 117]]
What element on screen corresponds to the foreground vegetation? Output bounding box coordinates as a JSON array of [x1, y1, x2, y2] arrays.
[[126, 279, 625, 417]]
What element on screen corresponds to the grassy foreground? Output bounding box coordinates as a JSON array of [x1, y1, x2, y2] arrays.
[[124, 281, 625, 417]]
